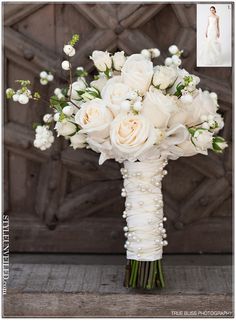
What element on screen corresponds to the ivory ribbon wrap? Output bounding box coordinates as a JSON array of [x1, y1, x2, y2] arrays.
[[121, 160, 168, 262]]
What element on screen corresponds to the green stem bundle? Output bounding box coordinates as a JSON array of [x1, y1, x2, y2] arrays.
[[124, 259, 165, 289]]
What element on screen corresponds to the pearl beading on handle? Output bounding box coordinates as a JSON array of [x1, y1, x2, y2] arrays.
[[121, 160, 168, 261]]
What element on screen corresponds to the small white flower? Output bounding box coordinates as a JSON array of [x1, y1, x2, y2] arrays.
[[215, 141, 228, 151], [165, 57, 173, 66], [120, 100, 130, 112], [76, 66, 84, 71], [169, 45, 179, 55], [55, 120, 77, 137], [192, 129, 213, 151], [40, 71, 48, 79], [62, 105, 74, 116], [61, 60, 71, 70], [18, 94, 29, 104], [141, 49, 151, 59], [40, 78, 48, 85], [43, 114, 53, 123], [70, 132, 87, 149], [63, 44, 75, 57]]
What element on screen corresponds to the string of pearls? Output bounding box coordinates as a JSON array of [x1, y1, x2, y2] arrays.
[[120, 159, 168, 261]]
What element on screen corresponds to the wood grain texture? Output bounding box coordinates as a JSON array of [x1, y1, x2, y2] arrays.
[[4, 263, 233, 317], [3, 3, 232, 253]]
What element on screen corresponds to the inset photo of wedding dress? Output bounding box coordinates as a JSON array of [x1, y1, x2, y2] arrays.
[[197, 4, 232, 67]]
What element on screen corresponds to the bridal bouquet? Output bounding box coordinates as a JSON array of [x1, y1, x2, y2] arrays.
[[6, 35, 227, 289]]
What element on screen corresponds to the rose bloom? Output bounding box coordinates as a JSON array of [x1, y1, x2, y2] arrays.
[[112, 51, 126, 71], [153, 66, 177, 90], [121, 54, 153, 96], [74, 98, 113, 139], [110, 113, 156, 162], [142, 87, 177, 129], [90, 75, 108, 92], [70, 132, 87, 149], [101, 76, 131, 116], [90, 50, 112, 72], [192, 129, 213, 151]]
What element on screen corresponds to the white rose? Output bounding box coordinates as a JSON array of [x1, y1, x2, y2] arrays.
[[68, 80, 86, 100], [153, 66, 177, 90], [110, 114, 156, 161], [177, 140, 199, 156], [112, 51, 126, 71], [101, 76, 130, 116], [63, 45, 75, 57], [192, 129, 213, 151], [74, 98, 113, 138], [70, 132, 86, 149], [55, 120, 77, 137], [142, 87, 177, 128], [186, 89, 218, 126], [121, 54, 153, 96], [90, 50, 112, 72], [90, 75, 108, 92]]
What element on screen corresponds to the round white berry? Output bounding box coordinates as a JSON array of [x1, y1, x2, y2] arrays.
[[63, 45, 76, 57], [165, 57, 173, 66], [47, 74, 54, 82], [40, 71, 48, 79], [18, 94, 29, 104], [141, 49, 151, 59], [12, 94, 19, 102], [40, 78, 48, 85], [133, 101, 142, 111], [43, 114, 53, 124], [54, 112, 60, 122], [169, 45, 179, 55], [54, 88, 61, 96], [172, 55, 181, 66], [62, 105, 74, 116], [150, 48, 160, 58], [61, 60, 71, 71], [210, 92, 217, 100]]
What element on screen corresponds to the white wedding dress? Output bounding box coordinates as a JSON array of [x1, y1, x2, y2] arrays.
[[199, 16, 221, 66]]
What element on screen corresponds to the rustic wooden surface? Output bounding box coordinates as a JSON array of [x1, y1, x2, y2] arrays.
[[4, 261, 233, 317], [3, 3, 232, 253]]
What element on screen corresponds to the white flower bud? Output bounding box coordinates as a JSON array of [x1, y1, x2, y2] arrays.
[[63, 45, 75, 57], [40, 78, 48, 85], [169, 45, 179, 55], [120, 100, 130, 112], [164, 57, 173, 66], [76, 66, 84, 71], [62, 105, 74, 116], [141, 49, 151, 59], [210, 92, 217, 100], [40, 71, 48, 79], [112, 51, 126, 71], [43, 114, 53, 123], [61, 60, 71, 70], [70, 132, 86, 149], [18, 94, 29, 104]]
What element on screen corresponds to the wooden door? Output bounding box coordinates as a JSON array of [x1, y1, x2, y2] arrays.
[[3, 3, 232, 253]]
